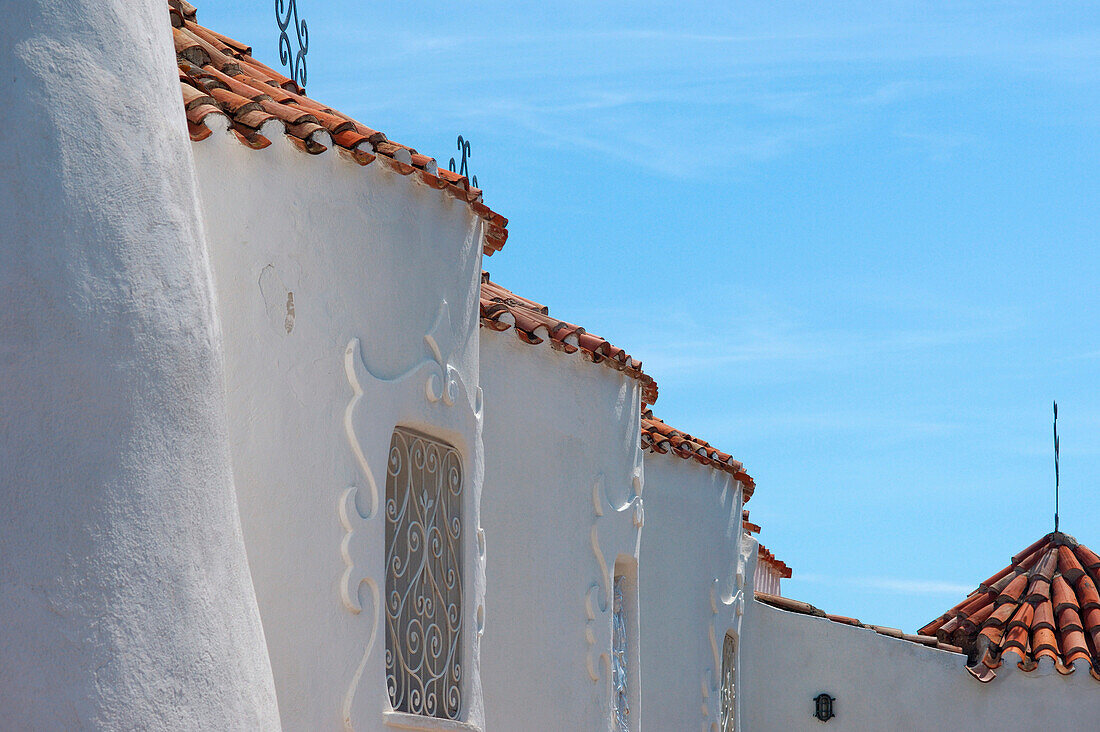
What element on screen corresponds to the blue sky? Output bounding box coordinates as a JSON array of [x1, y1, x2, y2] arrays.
[[202, 1, 1100, 633]]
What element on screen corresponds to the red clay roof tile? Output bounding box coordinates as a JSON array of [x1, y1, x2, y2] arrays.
[[741, 510, 761, 535], [1053, 575, 1077, 613], [1002, 623, 1029, 652], [965, 600, 996, 628], [1077, 575, 1100, 612], [1025, 576, 1052, 604], [639, 410, 756, 498], [757, 543, 792, 579], [919, 531, 1100, 683], [1076, 544, 1100, 572], [1057, 605, 1084, 633], [479, 275, 658, 404], [997, 574, 1028, 604], [755, 592, 964, 655], [1084, 607, 1100, 634], [170, 2, 508, 255], [1034, 599, 1056, 631], [1059, 546, 1087, 584], [1006, 602, 1034, 632], [740, 511, 790, 581], [1032, 547, 1058, 581], [1034, 626, 1059, 657], [986, 602, 1016, 628]]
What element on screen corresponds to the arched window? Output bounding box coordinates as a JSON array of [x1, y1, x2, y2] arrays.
[[384, 427, 463, 720], [720, 633, 736, 732]]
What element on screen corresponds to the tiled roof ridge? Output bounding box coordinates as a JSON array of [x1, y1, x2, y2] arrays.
[[169, 1, 508, 255], [479, 274, 658, 404], [640, 410, 755, 499], [918, 531, 1100, 683], [755, 591, 964, 655], [742, 510, 791, 578], [758, 543, 792, 579]]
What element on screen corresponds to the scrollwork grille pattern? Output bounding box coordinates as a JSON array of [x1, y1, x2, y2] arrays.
[[720, 633, 736, 732], [612, 576, 629, 732], [385, 428, 463, 720]]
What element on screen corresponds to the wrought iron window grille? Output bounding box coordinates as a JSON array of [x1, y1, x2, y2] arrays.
[[612, 576, 629, 732], [720, 634, 737, 732], [384, 428, 464, 720]]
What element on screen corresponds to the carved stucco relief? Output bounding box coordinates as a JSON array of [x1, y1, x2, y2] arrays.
[[339, 300, 484, 731], [701, 480, 747, 732], [586, 472, 644, 728]]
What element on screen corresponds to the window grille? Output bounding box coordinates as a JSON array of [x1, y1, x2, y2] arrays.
[[384, 427, 463, 720], [720, 633, 737, 732], [612, 575, 629, 731]]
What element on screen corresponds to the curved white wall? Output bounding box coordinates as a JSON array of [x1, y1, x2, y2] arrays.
[[194, 125, 487, 730], [639, 454, 744, 732], [479, 330, 644, 731], [741, 596, 1100, 730], [0, 2, 280, 727]]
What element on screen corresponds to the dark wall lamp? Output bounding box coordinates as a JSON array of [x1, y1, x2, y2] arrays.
[[813, 693, 836, 722]]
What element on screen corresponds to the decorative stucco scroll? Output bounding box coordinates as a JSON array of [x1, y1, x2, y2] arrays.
[[700, 483, 750, 732], [585, 472, 643, 729], [339, 299, 484, 731]]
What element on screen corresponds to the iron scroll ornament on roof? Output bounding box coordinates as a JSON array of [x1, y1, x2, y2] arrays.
[[275, 0, 308, 90], [449, 136, 478, 189], [813, 693, 835, 722]]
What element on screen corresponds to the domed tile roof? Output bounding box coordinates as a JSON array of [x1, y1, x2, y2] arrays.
[[919, 532, 1100, 682]]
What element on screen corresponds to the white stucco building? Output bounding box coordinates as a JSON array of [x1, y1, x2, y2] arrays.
[[3, 1, 1099, 730]]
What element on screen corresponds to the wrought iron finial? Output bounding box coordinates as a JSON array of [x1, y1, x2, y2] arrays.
[[448, 135, 478, 189], [275, 0, 308, 90], [1054, 401, 1060, 533]]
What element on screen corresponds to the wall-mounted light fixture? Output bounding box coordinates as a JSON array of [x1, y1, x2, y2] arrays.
[[813, 693, 835, 722]]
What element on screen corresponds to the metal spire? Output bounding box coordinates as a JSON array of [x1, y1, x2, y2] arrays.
[[1054, 401, 1060, 533]]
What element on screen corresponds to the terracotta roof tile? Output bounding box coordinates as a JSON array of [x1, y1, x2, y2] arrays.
[[997, 574, 1028, 604], [1058, 546, 1087, 584], [965, 601, 996, 628], [757, 543, 792, 579], [918, 531, 1100, 683], [479, 275, 657, 403], [169, 2, 508, 255], [1077, 575, 1100, 612], [986, 602, 1016, 628], [755, 592, 964, 655], [1076, 544, 1100, 572], [741, 511, 791, 585], [639, 411, 755, 498], [741, 510, 761, 535]]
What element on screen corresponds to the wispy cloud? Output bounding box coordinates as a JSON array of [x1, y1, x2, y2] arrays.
[[796, 573, 972, 596], [625, 321, 1018, 377], [291, 1, 1099, 180]]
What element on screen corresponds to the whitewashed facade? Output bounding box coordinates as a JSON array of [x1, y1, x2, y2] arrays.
[[3, 1, 1099, 730], [479, 329, 644, 730], [194, 112, 488, 732], [740, 590, 1100, 730], [639, 454, 747, 732]]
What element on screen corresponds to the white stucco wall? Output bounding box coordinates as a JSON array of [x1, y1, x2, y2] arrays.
[[193, 124, 487, 731], [639, 454, 745, 732], [478, 329, 644, 731], [0, 2, 280, 728], [740, 595, 1100, 730]]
